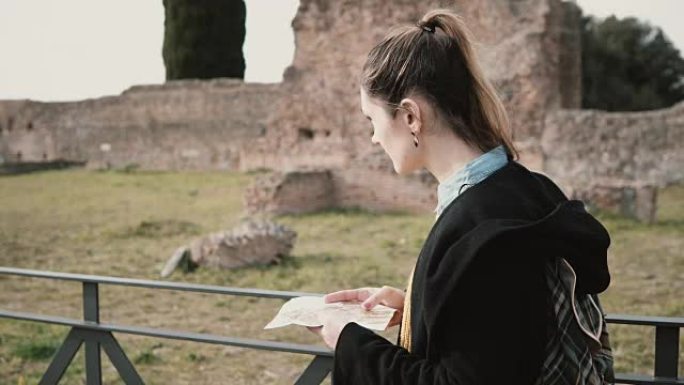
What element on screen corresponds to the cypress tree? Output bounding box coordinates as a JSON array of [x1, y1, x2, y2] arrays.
[[162, 0, 246, 80]]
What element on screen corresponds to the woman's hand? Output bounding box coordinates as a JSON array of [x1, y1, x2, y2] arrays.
[[307, 312, 352, 350], [325, 286, 405, 327], [307, 286, 406, 350]]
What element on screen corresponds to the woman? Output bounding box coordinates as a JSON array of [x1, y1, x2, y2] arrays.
[[308, 9, 613, 385]]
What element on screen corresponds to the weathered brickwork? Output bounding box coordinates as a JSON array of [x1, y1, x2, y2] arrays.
[[0, 79, 280, 170], [542, 102, 684, 222]]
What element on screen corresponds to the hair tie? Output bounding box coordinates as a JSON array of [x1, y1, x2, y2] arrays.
[[419, 23, 435, 33]]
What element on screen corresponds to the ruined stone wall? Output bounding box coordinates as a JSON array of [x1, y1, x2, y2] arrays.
[[2, 0, 579, 175], [237, 0, 586, 217], [0, 79, 279, 170], [244, 170, 335, 215], [331, 168, 437, 214], [541, 101, 684, 222], [240, 0, 582, 174], [543, 102, 684, 188], [243, 168, 437, 217]]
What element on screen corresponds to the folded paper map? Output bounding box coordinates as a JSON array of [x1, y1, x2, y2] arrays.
[[264, 296, 397, 331]]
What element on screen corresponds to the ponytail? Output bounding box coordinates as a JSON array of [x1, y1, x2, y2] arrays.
[[361, 8, 519, 160]]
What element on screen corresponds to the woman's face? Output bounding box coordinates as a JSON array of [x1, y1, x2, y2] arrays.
[[360, 87, 421, 174]]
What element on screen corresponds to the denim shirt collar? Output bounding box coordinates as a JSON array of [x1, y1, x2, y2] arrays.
[[434, 145, 508, 218]]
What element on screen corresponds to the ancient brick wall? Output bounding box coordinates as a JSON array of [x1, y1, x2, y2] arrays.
[[237, 0, 585, 217], [2, 0, 580, 174], [543, 102, 684, 188], [240, 0, 582, 172], [0, 79, 280, 170], [244, 170, 335, 215], [542, 101, 684, 222]]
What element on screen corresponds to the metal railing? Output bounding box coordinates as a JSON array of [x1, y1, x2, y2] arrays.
[[604, 314, 683, 385], [0, 267, 332, 385], [0, 267, 682, 385]]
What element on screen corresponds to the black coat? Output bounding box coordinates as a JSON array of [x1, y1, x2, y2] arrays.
[[332, 160, 611, 385]]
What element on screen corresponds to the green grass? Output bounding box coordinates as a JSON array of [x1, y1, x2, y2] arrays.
[[12, 340, 60, 361], [134, 343, 164, 365], [0, 169, 682, 384], [9, 325, 62, 362]]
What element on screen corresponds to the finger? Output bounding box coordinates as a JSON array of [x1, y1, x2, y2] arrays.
[[362, 286, 389, 310], [388, 310, 403, 327], [323, 290, 355, 303], [324, 288, 373, 303], [324, 289, 367, 303]]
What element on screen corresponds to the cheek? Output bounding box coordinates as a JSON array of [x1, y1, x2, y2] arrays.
[[384, 128, 410, 163], [378, 126, 395, 150], [385, 124, 407, 148], [378, 118, 397, 141]]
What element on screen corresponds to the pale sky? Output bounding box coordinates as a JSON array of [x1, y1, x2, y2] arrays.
[[0, 0, 681, 102]]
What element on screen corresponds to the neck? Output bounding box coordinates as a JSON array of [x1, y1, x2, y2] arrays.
[[422, 131, 484, 184]]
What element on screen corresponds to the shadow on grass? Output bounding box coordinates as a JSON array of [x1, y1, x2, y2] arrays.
[[113, 219, 204, 239], [210, 253, 339, 276], [277, 205, 414, 219]]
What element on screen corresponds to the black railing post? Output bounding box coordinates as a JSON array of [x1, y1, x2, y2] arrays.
[[294, 355, 333, 385], [83, 282, 102, 385], [38, 329, 84, 385], [654, 325, 680, 378]]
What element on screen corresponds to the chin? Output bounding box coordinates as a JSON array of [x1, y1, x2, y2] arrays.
[[393, 164, 403, 175], [393, 162, 417, 175]]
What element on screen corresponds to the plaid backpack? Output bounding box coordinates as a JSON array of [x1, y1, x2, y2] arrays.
[[536, 257, 614, 385]]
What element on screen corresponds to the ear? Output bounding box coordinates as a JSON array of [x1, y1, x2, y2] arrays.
[[398, 97, 422, 135]]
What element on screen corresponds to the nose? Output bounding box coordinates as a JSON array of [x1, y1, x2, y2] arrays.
[[371, 132, 379, 145]]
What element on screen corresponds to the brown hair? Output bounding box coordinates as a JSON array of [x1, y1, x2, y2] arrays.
[[361, 9, 519, 160]]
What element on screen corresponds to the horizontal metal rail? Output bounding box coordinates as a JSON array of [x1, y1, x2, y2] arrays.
[[614, 374, 684, 385], [1, 267, 682, 385], [0, 267, 332, 385], [0, 309, 332, 357], [606, 314, 684, 327], [0, 266, 320, 299]]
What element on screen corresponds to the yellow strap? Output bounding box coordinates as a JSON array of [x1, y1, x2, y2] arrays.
[[399, 266, 415, 352]]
